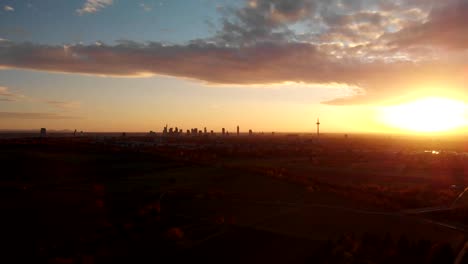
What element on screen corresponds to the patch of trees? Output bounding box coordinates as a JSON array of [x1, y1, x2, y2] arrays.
[[309, 233, 455, 264]]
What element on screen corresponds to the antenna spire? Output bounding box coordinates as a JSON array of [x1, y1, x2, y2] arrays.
[[316, 118, 320, 136]]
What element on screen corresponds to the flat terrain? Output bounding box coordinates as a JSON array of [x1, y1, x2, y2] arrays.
[[1, 135, 467, 263]]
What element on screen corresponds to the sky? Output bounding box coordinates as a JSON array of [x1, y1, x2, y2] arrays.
[[0, 0, 468, 133]]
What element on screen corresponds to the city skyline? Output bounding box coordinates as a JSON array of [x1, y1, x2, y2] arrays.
[[1, 0, 468, 134]]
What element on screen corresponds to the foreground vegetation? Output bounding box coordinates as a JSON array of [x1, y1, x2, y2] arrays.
[[1, 136, 467, 263]]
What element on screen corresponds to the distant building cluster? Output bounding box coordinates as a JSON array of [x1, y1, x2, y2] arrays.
[[161, 124, 256, 137], [37, 117, 322, 139], [162, 125, 184, 136]]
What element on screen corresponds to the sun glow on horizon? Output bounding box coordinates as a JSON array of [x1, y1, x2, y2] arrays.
[[380, 97, 468, 133]]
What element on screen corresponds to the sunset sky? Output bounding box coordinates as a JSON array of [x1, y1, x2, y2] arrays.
[[1, 0, 468, 133]]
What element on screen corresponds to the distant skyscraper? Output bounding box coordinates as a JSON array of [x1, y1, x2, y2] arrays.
[[249, 129, 252, 136], [222, 128, 225, 135], [204, 127, 207, 134], [237, 125, 239, 136], [316, 118, 320, 136], [40, 128, 47, 137]]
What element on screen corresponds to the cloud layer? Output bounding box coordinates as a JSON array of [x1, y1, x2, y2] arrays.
[[4, 5, 14, 12], [0, 86, 81, 110], [76, 0, 113, 15], [2, 0, 468, 104], [0, 86, 23, 101], [0, 112, 80, 120], [46, 100, 81, 110]]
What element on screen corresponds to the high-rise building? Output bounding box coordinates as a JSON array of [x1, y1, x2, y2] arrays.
[[237, 125, 239, 136], [316, 118, 320, 136], [222, 128, 225, 135], [249, 129, 252, 136], [204, 127, 207, 134], [40, 128, 47, 137]]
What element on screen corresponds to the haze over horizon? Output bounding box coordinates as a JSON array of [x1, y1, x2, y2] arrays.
[[1, 0, 468, 134]]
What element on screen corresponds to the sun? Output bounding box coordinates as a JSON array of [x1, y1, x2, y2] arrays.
[[380, 97, 467, 133]]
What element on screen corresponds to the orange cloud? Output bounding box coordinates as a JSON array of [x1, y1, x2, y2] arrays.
[[1, 0, 468, 105]]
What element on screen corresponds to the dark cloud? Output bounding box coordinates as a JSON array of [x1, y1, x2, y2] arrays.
[[4, 39, 464, 105], [323, 11, 385, 27], [213, 0, 390, 46], [0, 0, 467, 104], [0, 41, 354, 84], [213, 0, 314, 45], [2, 40, 431, 89], [383, 0, 468, 50]]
